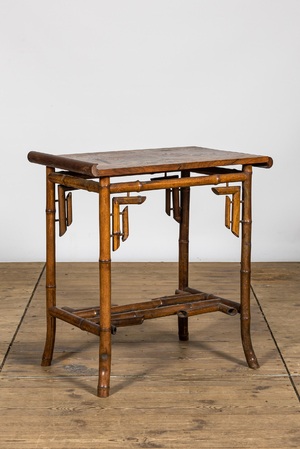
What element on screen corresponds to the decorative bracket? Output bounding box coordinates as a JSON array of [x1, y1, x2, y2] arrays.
[[150, 174, 181, 223], [111, 195, 146, 251], [212, 186, 241, 237], [166, 187, 181, 223], [57, 185, 75, 236]]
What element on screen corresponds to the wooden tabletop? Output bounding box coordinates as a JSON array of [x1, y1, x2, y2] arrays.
[[28, 146, 273, 177]]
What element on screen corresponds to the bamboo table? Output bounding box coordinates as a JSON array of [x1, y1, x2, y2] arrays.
[[28, 147, 273, 397]]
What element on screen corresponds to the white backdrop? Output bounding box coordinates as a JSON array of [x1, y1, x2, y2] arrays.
[[1, 0, 299, 262]]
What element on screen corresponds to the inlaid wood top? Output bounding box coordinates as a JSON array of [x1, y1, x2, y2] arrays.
[[28, 146, 273, 177]]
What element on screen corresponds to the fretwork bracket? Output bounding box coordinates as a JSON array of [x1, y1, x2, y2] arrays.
[[212, 186, 241, 237], [166, 187, 181, 223], [150, 174, 182, 223], [56, 185, 76, 236], [111, 195, 146, 251]]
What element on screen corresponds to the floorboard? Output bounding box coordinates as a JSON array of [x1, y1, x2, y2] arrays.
[[0, 262, 299, 448], [0, 263, 44, 366]]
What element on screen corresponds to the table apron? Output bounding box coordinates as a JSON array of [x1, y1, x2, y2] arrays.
[[47, 171, 248, 194]]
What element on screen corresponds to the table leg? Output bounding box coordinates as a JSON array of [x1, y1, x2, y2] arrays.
[[178, 170, 190, 341], [41, 167, 56, 366], [98, 176, 112, 397], [240, 165, 259, 369]]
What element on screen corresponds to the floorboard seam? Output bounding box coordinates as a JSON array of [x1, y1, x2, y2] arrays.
[[2, 374, 300, 380], [251, 284, 300, 403], [0, 263, 46, 373]]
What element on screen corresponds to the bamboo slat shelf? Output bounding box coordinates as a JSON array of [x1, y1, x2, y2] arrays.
[[28, 146, 273, 397]]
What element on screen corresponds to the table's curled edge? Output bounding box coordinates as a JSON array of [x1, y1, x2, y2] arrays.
[[27, 150, 273, 178], [27, 151, 99, 177], [252, 158, 273, 169]]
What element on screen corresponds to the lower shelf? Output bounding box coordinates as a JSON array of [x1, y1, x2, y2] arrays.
[[48, 287, 241, 337]]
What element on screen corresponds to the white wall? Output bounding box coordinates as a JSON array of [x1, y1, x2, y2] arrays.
[[1, 0, 299, 262]]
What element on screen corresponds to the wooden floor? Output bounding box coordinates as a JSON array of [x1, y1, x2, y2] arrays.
[[0, 262, 299, 448]]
